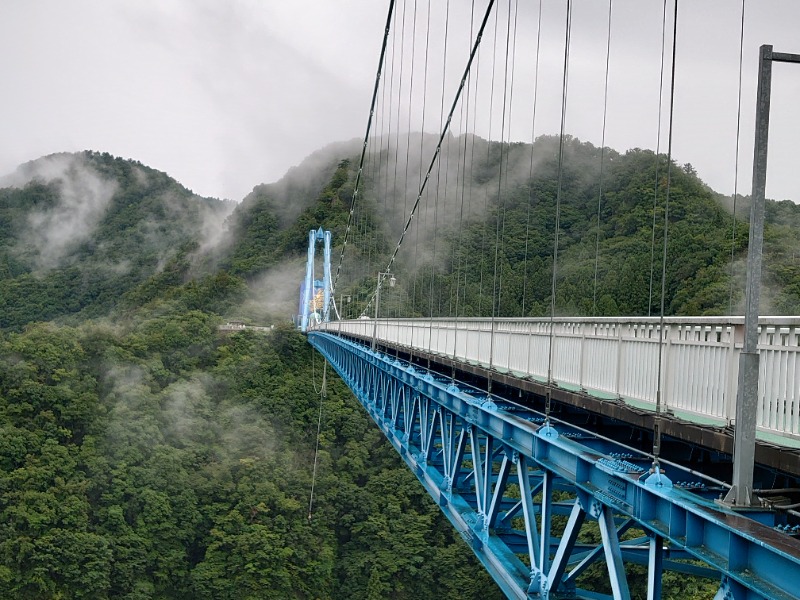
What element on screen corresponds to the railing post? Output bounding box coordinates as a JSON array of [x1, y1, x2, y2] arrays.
[[507, 321, 513, 374], [615, 323, 624, 399], [526, 321, 534, 378], [550, 321, 557, 385], [662, 323, 673, 413], [791, 325, 800, 436], [726, 323, 743, 426], [579, 323, 587, 392]]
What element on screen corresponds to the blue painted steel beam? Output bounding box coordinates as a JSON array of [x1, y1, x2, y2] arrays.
[[308, 332, 800, 599], [300, 230, 315, 332]]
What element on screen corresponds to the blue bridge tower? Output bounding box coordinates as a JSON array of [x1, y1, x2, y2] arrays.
[[298, 227, 332, 333]]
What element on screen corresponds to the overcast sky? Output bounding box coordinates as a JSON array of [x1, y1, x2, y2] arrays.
[[1, 1, 798, 202]]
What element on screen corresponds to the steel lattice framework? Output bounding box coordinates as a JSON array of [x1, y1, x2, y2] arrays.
[[308, 332, 800, 599]]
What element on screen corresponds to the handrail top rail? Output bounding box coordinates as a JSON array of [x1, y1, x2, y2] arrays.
[[327, 315, 800, 326]]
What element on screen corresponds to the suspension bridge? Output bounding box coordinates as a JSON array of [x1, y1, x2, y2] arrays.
[[297, 1, 800, 598]]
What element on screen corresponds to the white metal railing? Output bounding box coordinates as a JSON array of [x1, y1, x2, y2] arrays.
[[315, 317, 800, 442]]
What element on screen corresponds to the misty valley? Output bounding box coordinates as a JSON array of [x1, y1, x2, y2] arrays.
[[0, 135, 798, 598]]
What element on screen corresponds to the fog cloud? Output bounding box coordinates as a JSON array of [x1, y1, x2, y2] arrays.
[[235, 258, 306, 324], [4, 154, 118, 270]]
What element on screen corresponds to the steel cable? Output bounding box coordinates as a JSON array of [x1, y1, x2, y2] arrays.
[[728, 0, 746, 314], [592, 0, 613, 316], [545, 0, 573, 424], [648, 0, 670, 316], [653, 0, 679, 468], [521, 0, 543, 317], [333, 0, 397, 295], [361, 0, 498, 317]]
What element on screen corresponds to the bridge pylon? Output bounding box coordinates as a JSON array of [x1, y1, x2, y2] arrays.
[[298, 227, 332, 332]]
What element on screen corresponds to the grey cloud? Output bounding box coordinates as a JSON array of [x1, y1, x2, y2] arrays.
[[1, 1, 799, 204]]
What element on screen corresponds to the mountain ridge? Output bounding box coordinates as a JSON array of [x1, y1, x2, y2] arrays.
[[0, 139, 793, 600], [2, 135, 800, 329]]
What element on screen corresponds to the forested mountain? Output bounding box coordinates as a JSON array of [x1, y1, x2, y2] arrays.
[[0, 136, 799, 599], [0, 151, 234, 328], [252, 133, 800, 320], [412, 138, 746, 317], [0, 147, 503, 599]]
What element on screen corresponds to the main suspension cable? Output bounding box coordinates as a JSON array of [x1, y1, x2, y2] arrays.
[[332, 0, 397, 294], [361, 0, 498, 316]]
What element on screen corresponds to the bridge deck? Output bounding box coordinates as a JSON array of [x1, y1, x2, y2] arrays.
[[308, 330, 800, 599], [317, 317, 800, 480]]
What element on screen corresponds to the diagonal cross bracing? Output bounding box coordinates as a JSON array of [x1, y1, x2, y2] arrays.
[[309, 331, 800, 599]]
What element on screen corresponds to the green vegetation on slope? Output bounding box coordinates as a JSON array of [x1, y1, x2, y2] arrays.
[[0, 151, 232, 329], [222, 159, 356, 279], [0, 296, 501, 599], [379, 137, 800, 318], [2, 138, 800, 599]]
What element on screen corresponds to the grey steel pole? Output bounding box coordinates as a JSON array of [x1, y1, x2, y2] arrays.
[[723, 46, 800, 507], [724, 45, 772, 507]]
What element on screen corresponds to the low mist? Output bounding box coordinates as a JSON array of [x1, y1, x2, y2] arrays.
[[5, 153, 118, 270]]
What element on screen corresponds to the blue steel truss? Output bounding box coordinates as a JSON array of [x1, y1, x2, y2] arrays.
[[308, 332, 800, 599]]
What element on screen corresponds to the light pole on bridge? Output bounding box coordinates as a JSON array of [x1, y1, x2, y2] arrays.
[[371, 271, 396, 352], [724, 45, 800, 508]]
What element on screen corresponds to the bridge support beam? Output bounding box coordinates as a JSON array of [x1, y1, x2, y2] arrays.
[[308, 332, 800, 599], [647, 534, 664, 600], [599, 505, 632, 600]]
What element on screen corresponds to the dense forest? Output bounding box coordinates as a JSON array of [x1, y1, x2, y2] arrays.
[[0, 150, 501, 599], [0, 308, 501, 598], [0, 136, 799, 598], [347, 135, 800, 319]]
